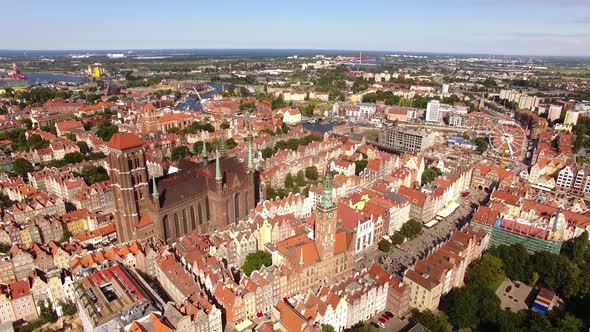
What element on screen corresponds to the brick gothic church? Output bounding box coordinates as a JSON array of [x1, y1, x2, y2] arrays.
[[107, 133, 256, 243]]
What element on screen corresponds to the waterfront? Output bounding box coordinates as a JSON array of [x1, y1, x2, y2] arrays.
[[302, 121, 336, 133], [174, 82, 236, 112], [0, 72, 89, 87]]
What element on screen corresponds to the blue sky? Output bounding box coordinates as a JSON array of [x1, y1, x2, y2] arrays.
[[2, 0, 590, 55]]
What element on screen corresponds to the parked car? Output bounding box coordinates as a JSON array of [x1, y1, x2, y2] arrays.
[[370, 322, 380, 328], [384, 311, 394, 318], [381, 314, 390, 321], [377, 321, 386, 328], [378, 317, 386, 324]]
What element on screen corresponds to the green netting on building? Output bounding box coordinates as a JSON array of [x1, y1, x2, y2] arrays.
[[472, 222, 562, 254]]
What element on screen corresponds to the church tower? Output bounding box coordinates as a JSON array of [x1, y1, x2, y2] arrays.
[[107, 133, 149, 243], [143, 102, 159, 134], [314, 175, 337, 260]]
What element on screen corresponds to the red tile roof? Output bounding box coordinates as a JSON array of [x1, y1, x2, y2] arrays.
[[107, 133, 144, 150]]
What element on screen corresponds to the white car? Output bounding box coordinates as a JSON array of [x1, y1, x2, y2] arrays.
[[377, 321, 386, 328]]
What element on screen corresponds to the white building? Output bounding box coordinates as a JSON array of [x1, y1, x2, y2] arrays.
[[548, 105, 563, 122], [425, 100, 440, 122], [564, 110, 580, 126]]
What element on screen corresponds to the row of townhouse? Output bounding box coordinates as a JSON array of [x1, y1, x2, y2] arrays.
[[308, 149, 404, 208], [69, 180, 114, 212], [269, 262, 411, 331], [208, 224, 258, 269], [9, 192, 66, 224], [12, 138, 80, 165], [260, 135, 353, 188], [249, 192, 313, 221], [340, 190, 410, 245], [5, 242, 74, 283], [171, 233, 276, 329], [155, 253, 223, 332], [0, 210, 112, 251], [403, 226, 489, 311]]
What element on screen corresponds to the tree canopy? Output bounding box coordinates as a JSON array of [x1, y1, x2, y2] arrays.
[[171, 146, 190, 161], [241, 251, 272, 277], [421, 166, 442, 185], [96, 122, 119, 142], [400, 219, 422, 239], [12, 158, 34, 178]]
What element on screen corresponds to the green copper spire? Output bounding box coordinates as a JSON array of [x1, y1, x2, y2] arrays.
[[219, 134, 227, 158], [201, 141, 207, 158], [320, 174, 334, 209], [151, 176, 158, 197], [247, 136, 253, 171], [215, 149, 222, 181]]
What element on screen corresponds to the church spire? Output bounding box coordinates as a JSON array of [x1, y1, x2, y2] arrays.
[[320, 174, 334, 209], [201, 141, 208, 166], [215, 149, 222, 181], [219, 133, 227, 158], [247, 136, 253, 171], [151, 176, 158, 197]]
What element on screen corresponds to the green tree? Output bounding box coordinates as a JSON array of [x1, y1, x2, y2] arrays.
[[96, 122, 119, 142], [220, 122, 230, 129], [400, 219, 422, 239], [421, 166, 442, 185], [0, 242, 10, 254], [410, 309, 450, 332], [295, 170, 306, 187], [78, 165, 109, 185], [60, 301, 77, 316], [12, 158, 34, 178], [284, 173, 295, 188], [226, 138, 238, 150], [474, 137, 488, 154], [391, 232, 405, 245], [38, 300, 57, 323], [281, 123, 290, 134], [241, 251, 272, 276], [557, 313, 584, 332], [465, 254, 505, 291], [65, 132, 77, 142], [445, 288, 479, 328], [561, 231, 589, 263], [305, 166, 319, 181], [60, 230, 73, 243], [355, 159, 368, 175], [378, 239, 392, 252], [63, 152, 84, 165], [321, 325, 335, 332], [171, 146, 190, 161], [76, 141, 90, 154], [490, 244, 534, 283], [351, 323, 379, 332]]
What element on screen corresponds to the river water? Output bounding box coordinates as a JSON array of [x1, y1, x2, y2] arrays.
[[0, 72, 89, 87]]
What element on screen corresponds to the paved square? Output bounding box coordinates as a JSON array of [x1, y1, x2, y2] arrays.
[[496, 279, 534, 312]]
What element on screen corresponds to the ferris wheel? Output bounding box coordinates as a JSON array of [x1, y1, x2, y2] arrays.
[[489, 122, 526, 166]]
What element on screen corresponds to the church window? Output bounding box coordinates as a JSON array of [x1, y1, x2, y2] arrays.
[[174, 213, 180, 238], [234, 193, 240, 223]]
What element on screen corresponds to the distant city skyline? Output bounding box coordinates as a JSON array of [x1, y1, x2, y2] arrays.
[[4, 0, 590, 56]]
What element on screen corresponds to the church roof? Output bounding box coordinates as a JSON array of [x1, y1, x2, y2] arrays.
[[152, 157, 248, 209], [107, 133, 145, 150]]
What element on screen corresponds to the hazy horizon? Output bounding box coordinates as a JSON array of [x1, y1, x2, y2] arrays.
[[3, 0, 590, 56]]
